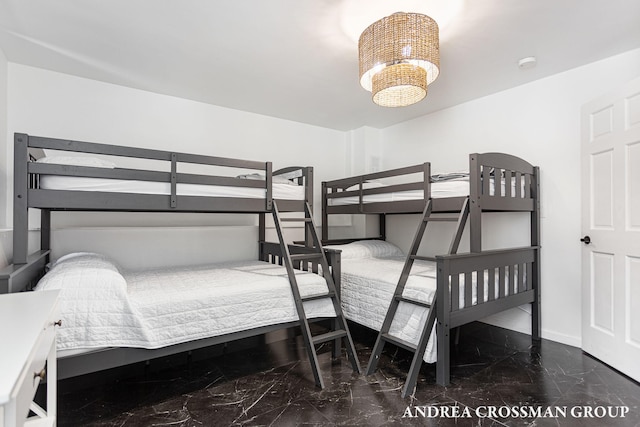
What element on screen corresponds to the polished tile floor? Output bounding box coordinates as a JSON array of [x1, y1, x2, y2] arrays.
[[53, 322, 640, 426]]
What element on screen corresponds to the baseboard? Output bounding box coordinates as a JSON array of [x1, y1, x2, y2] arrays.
[[541, 328, 581, 348]]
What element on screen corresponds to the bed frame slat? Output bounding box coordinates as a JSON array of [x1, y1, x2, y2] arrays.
[[505, 170, 512, 198]]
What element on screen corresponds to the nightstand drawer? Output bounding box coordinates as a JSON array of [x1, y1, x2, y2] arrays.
[[14, 323, 55, 425]]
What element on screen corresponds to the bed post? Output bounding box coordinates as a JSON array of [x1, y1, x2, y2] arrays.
[[469, 154, 482, 252], [265, 162, 273, 211], [531, 166, 541, 341], [379, 214, 386, 240], [13, 133, 29, 265], [41, 210, 51, 252], [305, 167, 314, 247], [170, 153, 177, 208], [436, 258, 451, 386], [321, 181, 328, 242], [423, 162, 431, 206], [258, 213, 266, 261], [324, 247, 343, 360]]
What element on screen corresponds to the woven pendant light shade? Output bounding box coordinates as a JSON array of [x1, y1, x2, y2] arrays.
[[359, 12, 440, 107]]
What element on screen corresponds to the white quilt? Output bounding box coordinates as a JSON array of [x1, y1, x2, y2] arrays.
[[35, 255, 335, 351], [340, 256, 439, 363]]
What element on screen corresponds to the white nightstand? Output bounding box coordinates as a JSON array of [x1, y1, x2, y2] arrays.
[[0, 291, 60, 427]]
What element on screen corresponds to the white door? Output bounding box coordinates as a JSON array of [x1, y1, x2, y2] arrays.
[[581, 76, 640, 381]]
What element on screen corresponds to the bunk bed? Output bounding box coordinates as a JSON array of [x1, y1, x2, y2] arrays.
[[322, 153, 540, 397], [0, 133, 361, 388]]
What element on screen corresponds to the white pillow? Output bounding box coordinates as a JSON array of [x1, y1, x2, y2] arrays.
[[37, 252, 127, 295], [37, 156, 117, 169], [51, 252, 122, 273], [35, 252, 131, 350], [325, 240, 404, 259], [324, 242, 371, 259], [237, 173, 297, 185]]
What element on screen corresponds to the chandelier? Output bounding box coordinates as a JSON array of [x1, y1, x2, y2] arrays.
[[358, 12, 440, 107]]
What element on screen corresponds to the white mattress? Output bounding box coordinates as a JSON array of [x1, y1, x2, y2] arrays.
[[39, 175, 305, 200], [329, 180, 469, 206], [35, 259, 335, 351]]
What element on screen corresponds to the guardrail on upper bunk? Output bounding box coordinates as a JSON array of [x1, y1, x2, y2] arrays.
[[17, 133, 275, 211], [14, 133, 313, 212], [322, 163, 430, 216]]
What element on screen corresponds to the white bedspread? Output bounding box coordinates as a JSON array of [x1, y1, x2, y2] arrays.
[[340, 256, 439, 363], [36, 258, 335, 351]]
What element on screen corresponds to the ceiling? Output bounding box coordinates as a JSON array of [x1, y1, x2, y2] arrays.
[[0, 0, 639, 131]]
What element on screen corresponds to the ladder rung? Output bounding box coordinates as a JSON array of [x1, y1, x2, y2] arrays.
[[281, 217, 312, 222], [424, 216, 459, 222], [312, 330, 347, 345], [381, 333, 417, 352], [302, 292, 335, 302], [395, 295, 432, 309], [410, 255, 437, 262], [290, 253, 323, 261]]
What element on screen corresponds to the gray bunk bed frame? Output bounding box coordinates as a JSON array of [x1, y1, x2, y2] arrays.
[[321, 152, 541, 393], [0, 133, 360, 385]]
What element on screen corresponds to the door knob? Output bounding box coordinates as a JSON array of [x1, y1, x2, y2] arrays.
[[580, 235, 591, 245]]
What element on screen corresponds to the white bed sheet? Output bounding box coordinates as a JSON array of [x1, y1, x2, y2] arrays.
[[39, 175, 305, 200], [329, 180, 469, 206], [37, 260, 335, 351]]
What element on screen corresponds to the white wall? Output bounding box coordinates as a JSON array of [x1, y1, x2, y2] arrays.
[[0, 47, 9, 268], [377, 48, 640, 347], [326, 126, 383, 241], [0, 48, 8, 227], [5, 64, 348, 268]]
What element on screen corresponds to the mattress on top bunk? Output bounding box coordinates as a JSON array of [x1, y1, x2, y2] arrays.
[[325, 240, 505, 364], [35, 156, 306, 200], [329, 179, 468, 205], [39, 175, 305, 200], [34, 253, 335, 351]]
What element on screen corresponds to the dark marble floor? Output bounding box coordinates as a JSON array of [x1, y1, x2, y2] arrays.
[[51, 322, 640, 426]]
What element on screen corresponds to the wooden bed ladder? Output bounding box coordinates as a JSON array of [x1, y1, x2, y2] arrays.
[[272, 200, 362, 389], [365, 197, 470, 398]]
